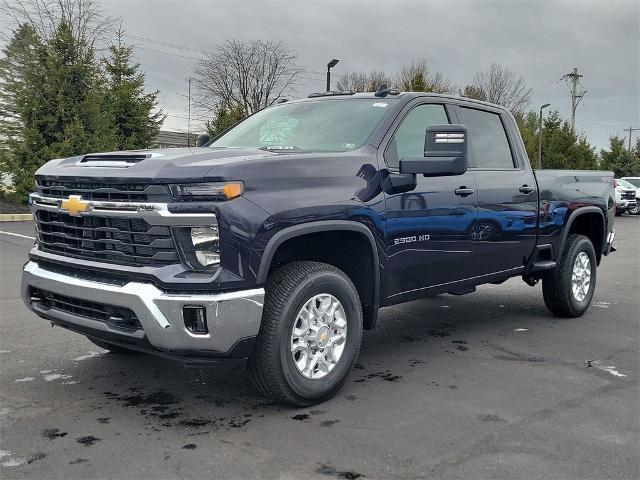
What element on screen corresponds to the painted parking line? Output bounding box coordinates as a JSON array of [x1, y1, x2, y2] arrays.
[[0, 231, 36, 241]]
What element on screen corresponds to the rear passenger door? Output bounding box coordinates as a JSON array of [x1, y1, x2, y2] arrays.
[[454, 105, 538, 276]]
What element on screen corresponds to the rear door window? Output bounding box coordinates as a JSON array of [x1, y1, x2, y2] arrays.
[[457, 107, 515, 169]]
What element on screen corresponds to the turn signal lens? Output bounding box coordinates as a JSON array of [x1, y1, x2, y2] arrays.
[[222, 182, 243, 199]]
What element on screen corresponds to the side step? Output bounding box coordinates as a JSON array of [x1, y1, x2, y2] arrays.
[[447, 286, 476, 296], [529, 260, 556, 273]]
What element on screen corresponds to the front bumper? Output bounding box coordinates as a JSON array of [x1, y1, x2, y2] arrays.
[[22, 261, 264, 365], [616, 200, 637, 211]]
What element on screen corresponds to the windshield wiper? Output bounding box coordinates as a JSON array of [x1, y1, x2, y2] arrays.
[[259, 145, 307, 152]]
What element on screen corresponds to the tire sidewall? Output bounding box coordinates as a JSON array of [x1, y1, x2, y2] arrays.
[[275, 270, 362, 401], [565, 237, 597, 315]]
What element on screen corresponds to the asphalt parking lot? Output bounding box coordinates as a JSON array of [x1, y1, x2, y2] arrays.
[[0, 217, 638, 479]]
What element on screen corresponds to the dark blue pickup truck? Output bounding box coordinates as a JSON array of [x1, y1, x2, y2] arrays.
[[22, 91, 615, 406]]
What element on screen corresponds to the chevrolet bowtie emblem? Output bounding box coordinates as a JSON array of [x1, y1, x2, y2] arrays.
[[59, 195, 92, 216]]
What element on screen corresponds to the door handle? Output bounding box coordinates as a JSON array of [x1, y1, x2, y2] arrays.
[[454, 187, 475, 197], [519, 185, 535, 194]]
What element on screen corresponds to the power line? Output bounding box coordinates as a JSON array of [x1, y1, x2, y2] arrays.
[[132, 44, 200, 62], [125, 33, 214, 56]]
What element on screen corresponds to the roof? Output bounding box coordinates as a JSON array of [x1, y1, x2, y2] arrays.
[[291, 91, 512, 113]]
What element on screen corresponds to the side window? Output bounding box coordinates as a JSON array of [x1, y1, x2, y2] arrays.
[[386, 104, 449, 169], [457, 107, 515, 169]]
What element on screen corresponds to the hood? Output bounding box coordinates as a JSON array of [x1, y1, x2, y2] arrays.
[[35, 147, 278, 183]]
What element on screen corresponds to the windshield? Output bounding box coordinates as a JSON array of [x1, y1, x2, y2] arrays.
[[623, 178, 640, 188], [618, 179, 637, 189], [210, 98, 396, 152]]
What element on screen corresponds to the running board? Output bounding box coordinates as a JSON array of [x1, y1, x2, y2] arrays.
[[529, 260, 556, 272]]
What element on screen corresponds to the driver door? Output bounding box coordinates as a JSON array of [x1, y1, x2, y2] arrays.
[[383, 102, 477, 298]]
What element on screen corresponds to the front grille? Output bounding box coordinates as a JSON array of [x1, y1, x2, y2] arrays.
[[35, 210, 179, 267], [622, 192, 636, 200], [30, 287, 142, 331], [36, 180, 170, 203]]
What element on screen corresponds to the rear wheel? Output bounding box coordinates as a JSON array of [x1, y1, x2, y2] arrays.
[[247, 261, 362, 406], [542, 234, 596, 317], [87, 338, 136, 354]]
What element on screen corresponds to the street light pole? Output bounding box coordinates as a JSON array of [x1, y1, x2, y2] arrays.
[[326, 59, 339, 91], [537, 103, 550, 170]]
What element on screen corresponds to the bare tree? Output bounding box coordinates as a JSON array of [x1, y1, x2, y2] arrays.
[[335, 70, 393, 92], [464, 63, 532, 114], [396, 59, 456, 94], [194, 39, 304, 115], [335, 71, 369, 92], [1, 0, 117, 47]]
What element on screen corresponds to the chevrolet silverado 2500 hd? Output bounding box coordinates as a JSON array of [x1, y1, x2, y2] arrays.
[[22, 90, 616, 406]]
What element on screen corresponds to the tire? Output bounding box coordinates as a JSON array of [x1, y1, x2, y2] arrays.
[[87, 337, 136, 354], [542, 234, 596, 317], [247, 261, 363, 407]]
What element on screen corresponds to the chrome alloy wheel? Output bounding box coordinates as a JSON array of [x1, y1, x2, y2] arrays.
[[290, 294, 347, 380], [571, 252, 592, 302]]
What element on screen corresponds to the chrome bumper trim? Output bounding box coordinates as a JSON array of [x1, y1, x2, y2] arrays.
[[22, 261, 264, 353], [28, 193, 217, 226], [607, 231, 615, 245]]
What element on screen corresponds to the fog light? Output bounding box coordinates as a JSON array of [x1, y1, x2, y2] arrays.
[[183, 306, 208, 334]]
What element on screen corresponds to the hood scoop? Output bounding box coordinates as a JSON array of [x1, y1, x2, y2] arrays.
[[79, 153, 152, 167]]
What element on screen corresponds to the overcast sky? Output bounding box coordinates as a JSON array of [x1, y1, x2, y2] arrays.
[[101, 0, 639, 150]]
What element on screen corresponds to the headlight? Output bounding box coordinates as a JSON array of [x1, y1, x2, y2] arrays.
[[174, 226, 220, 271], [169, 182, 243, 201]]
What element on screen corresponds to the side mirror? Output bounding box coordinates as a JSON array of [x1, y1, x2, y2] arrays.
[[399, 124, 468, 176], [196, 133, 211, 147]]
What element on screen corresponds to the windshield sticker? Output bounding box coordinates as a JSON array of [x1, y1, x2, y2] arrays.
[[372, 102, 388, 108]]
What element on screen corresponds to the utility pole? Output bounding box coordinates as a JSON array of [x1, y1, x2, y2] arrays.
[[623, 126, 640, 150], [561, 67, 586, 130], [187, 77, 191, 147]]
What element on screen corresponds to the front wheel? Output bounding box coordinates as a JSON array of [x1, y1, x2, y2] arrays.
[[247, 261, 363, 406], [542, 234, 596, 317]]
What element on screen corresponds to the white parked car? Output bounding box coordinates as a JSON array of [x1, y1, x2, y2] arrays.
[[621, 177, 640, 215], [615, 178, 639, 215]]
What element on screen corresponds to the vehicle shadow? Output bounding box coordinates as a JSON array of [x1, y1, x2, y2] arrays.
[[59, 284, 556, 433]]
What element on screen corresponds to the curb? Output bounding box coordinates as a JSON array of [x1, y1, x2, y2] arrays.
[[0, 214, 33, 222]]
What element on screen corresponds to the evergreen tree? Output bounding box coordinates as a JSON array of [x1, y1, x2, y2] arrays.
[[103, 28, 164, 150], [205, 102, 246, 138], [2, 21, 117, 199], [0, 24, 41, 191], [516, 110, 598, 170], [600, 136, 640, 177]]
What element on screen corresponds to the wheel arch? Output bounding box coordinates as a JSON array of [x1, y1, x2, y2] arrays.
[[257, 221, 381, 329], [557, 207, 606, 264]]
